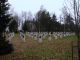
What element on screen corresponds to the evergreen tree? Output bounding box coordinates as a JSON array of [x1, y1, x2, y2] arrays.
[[65, 14, 74, 32], [0, 0, 14, 55], [9, 14, 18, 33], [35, 9, 51, 32], [51, 14, 60, 31], [9, 19, 18, 32], [22, 20, 28, 32]]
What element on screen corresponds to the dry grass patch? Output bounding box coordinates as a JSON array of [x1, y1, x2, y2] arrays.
[[0, 34, 78, 60]]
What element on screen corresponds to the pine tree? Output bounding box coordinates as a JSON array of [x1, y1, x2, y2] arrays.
[[9, 18, 18, 32], [51, 14, 58, 31], [65, 14, 74, 32], [22, 20, 28, 32], [0, 0, 14, 55]]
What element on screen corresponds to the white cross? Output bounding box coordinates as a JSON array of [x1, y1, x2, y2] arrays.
[[20, 31, 25, 42]]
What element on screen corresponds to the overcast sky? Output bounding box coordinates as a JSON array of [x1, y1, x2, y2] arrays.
[[8, 0, 65, 17]]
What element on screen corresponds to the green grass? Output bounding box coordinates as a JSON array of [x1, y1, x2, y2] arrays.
[[0, 34, 78, 60]]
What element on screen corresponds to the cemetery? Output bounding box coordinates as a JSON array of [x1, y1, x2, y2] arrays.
[[0, 32, 78, 60], [0, 0, 80, 60]]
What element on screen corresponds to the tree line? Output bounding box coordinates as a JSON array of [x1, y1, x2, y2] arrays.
[[10, 7, 76, 33]]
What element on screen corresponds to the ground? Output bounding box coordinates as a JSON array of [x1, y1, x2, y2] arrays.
[[0, 34, 78, 60]]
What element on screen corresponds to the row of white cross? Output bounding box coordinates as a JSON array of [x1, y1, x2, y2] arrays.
[[26, 32, 75, 43], [5, 26, 25, 42], [5, 30, 75, 43], [5, 31, 25, 42]]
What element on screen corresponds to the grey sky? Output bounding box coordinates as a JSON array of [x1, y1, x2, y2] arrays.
[[8, 0, 65, 17]]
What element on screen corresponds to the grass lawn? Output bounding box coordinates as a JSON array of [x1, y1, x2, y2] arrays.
[[0, 34, 78, 60]]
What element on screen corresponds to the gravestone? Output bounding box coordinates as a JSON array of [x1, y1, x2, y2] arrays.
[[54, 35, 58, 40], [20, 31, 25, 42], [8, 32, 14, 41], [38, 34, 43, 43], [34, 34, 38, 40], [59, 33, 63, 38], [5, 27, 14, 41], [48, 33, 52, 41]]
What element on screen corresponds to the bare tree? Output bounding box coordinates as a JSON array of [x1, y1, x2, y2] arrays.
[[65, 0, 80, 59]]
